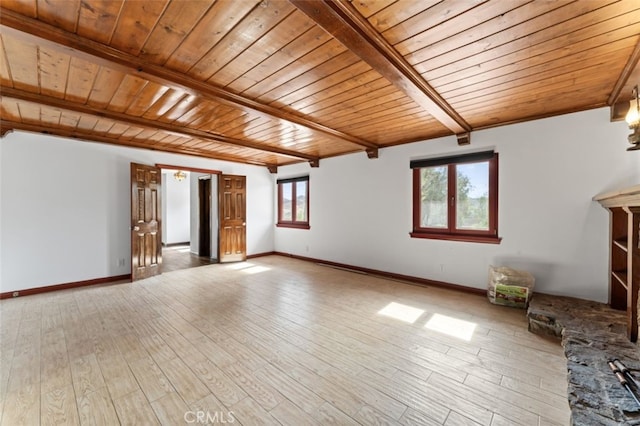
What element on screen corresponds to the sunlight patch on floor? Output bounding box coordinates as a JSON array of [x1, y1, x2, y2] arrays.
[[241, 265, 271, 274], [378, 302, 425, 324], [425, 313, 476, 341], [226, 262, 255, 270], [224, 262, 271, 274]]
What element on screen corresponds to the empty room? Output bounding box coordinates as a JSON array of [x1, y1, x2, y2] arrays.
[[1, 0, 640, 425]]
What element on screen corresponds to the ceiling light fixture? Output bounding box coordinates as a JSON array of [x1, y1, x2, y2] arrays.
[[174, 170, 187, 181], [625, 85, 640, 151]]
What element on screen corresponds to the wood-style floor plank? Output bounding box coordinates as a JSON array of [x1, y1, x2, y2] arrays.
[[158, 357, 210, 405], [1, 383, 40, 426], [400, 407, 444, 426], [112, 389, 159, 425], [229, 396, 280, 426], [0, 255, 571, 425], [189, 358, 248, 407], [128, 356, 175, 403], [41, 384, 80, 426], [222, 362, 284, 411], [270, 398, 321, 426], [149, 392, 190, 426], [189, 393, 229, 422], [76, 387, 119, 426], [70, 353, 105, 398], [253, 363, 325, 416], [96, 353, 140, 401]]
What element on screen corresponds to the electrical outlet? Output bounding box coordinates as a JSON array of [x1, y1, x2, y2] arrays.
[[117, 258, 126, 267], [12, 291, 19, 298]]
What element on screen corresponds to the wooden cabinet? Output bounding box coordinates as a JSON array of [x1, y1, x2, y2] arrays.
[[595, 185, 640, 342]]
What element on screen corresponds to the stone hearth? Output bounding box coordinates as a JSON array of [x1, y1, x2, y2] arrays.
[[527, 294, 640, 425]]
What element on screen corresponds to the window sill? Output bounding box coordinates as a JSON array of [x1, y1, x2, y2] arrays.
[[410, 231, 502, 244], [277, 223, 310, 230]]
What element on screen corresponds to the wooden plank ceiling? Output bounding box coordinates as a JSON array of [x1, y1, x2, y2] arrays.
[[1, 0, 639, 171]]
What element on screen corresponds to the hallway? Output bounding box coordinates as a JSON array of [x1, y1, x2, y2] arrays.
[[161, 244, 216, 273]]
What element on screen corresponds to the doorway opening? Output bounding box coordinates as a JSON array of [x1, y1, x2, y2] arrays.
[[198, 176, 212, 258], [160, 166, 219, 273]]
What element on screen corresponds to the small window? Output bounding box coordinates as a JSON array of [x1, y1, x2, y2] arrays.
[[410, 151, 500, 244], [277, 176, 309, 229]]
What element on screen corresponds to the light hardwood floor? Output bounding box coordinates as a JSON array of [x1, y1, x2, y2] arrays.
[[0, 256, 570, 425]]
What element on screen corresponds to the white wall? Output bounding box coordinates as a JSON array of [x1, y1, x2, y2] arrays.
[[162, 170, 190, 245], [2, 108, 637, 300], [0, 140, 3, 293], [275, 108, 640, 302], [0, 132, 274, 293]]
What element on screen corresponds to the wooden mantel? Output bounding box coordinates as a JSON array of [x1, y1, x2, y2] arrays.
[[594, 185, 640, 208], [594, 184, 640, 342]]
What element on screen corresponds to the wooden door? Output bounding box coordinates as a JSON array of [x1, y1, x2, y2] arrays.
[[131, 163, 162, 280], [219, 174, 246, 263]]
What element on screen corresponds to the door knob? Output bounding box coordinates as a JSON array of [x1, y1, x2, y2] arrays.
[[133, 226, 140, 231], [242, 222, 246, 226]]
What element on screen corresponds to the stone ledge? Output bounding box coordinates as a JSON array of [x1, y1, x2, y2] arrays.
[[527, 294, 640, 425]]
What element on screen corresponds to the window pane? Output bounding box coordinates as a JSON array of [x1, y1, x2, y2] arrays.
[[456, 162, 489, 230], [295, 181, 307, 222], [281, 182, 293, 221], [420, 166, 448, 228]]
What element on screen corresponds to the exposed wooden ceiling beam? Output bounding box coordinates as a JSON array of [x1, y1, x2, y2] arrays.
[[1, 86, 318, 163], [0, 7, 379, 151], [0, 119, 275, 168], [611, 99, 631, 122], [608, 38, 640, 106], [609, 37, 640, 122], [456, 133, 471, 146], [155, 164, 222, 175], [290, 0, 471, 137]]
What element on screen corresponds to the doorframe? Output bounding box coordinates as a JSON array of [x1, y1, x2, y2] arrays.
[[156, 164, 222, 260]]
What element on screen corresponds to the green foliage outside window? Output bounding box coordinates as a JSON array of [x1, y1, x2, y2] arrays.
[[420, 162, 488, 231]]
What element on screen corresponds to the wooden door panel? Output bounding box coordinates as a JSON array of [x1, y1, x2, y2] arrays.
[[223, 191, 232, 219], [219, 174, 246, 263], [220, 225, 245, 256], [131, 163, 162, 280], [235, 192, 244, 219]]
